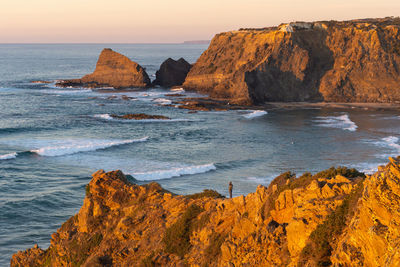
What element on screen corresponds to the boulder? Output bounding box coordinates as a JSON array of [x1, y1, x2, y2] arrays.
[[153, 58, 192, 87], [57, 48, 150, 89]]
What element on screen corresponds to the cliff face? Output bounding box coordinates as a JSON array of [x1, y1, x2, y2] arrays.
[[14, 159, 400, 266], [183, 18, 400, 105], [57, 48, 150, 89], [332, 157, 400, 266]]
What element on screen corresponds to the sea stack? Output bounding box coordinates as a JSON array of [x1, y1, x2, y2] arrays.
[[183, 17, 400, 105], [153, 58, 192, 87], [57, 48, 151, 89]]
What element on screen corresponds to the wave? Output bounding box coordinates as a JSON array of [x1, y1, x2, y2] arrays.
[[131, 163, 216, 181], [94, 114, 113, 120], [0, 152, 17, 160], [153, 98, 172, 105], [378, 136, 400, 152], [30, 138, 148, 157], [242, 110, 268, 119], [94, 114, 195, 123], [314, 114, 357, 131], [41, 88, 94, 95]]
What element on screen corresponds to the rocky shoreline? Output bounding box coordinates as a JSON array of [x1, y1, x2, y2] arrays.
[[51, 17, 400, 108], [11, 157, 400, 266]]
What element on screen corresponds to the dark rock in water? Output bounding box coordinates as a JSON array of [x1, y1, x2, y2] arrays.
[[56, 48, 151, 89], [110, 113, 170, 120], [153, 58, 192, 87]]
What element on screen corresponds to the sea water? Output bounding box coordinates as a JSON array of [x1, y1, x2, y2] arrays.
[[0, 44, 400, 265]]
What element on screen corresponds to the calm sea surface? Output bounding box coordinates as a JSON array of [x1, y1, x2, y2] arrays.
[[0, 44, 399, 265]]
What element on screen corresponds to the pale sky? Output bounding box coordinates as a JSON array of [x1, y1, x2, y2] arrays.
[[0, 0, 399, 43]]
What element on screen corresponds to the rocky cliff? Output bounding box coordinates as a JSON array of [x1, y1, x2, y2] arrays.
[[57, 48, 150, 89], [12, 158, 400, 266], [183, 17, 400, 105]]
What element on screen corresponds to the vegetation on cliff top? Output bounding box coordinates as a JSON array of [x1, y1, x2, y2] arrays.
[[163, 204, 204, 258], [299, 178, 365, 266]]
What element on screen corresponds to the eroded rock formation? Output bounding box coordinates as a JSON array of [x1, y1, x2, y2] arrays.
[[12, 158, 400, 266], [183, 17, 400, 105], [57, 48, 150, 89], [153, 58, 192, 87]]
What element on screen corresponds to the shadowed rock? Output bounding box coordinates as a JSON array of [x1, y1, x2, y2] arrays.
[[153, 58, 192, 87], [56, 48, 150, 89]]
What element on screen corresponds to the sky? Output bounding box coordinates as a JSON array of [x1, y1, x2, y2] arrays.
[[0, 0, 399, 43]]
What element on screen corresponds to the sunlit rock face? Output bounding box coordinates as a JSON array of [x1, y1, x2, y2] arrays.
[[14, 157, 400, 266], [57, 48, 151, 89], [184, 17, 400, 105]]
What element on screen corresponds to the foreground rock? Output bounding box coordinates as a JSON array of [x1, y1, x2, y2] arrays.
[[153, 58, 192, 87], [110, 113, 170, 120], [14, 158, 400, 265], [183, 17, 400, 105], [56, 48, 150, 89]]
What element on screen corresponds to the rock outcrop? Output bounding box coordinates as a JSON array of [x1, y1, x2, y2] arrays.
[[153, 58, 192, 87], [331, 157, 400, 266], [57, 48, 150, 89], [14, 158, 400, 266], [110, 113, 170, 120], [183, 17, 400, 105]]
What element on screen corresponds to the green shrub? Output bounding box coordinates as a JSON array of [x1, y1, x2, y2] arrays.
[[68, 233, 103, 267], [186, 189, 224, 200], [313, 166, 365, 180], [85, 184, 91, 196], [202, 232, 226, 266], [163, 204, 203, 258]]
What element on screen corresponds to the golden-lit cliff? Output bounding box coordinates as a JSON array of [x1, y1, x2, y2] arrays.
[[183, 17, 400, 105], [12, 158, 400, 266]]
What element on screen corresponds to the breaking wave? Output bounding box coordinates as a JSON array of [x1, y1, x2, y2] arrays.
[[0, 152, 18, 160], [242, 110, 268, 119], [94, 114, 194, 123], [314, 114, 357, 131], [131, 163, 216, 181], [30, 138, 148, 157]]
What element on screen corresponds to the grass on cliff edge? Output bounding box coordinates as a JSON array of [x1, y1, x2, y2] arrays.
[[186, 189, 224, 200], [163, 204, 204, 258], [299, 178, 365, 266]]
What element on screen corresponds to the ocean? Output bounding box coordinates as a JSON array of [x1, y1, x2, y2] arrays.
[[0, 44, 399, 265]]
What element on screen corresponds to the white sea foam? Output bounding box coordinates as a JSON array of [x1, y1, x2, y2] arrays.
[[30, 138, 148, 157], [41, 89, 94, 95], [378, 136, 400, 152], [242, 110, 268, 119], [0, 152, 17, 160], [94, 114, 113, 120], [314, 114, 357, 131], [153, 98, 172, 105], [131, 163, 216, 181]]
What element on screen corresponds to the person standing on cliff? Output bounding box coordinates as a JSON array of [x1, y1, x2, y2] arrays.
[[229, 182, 233, 198]]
